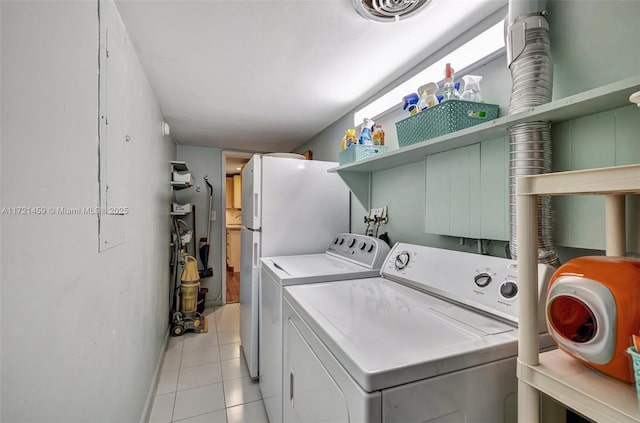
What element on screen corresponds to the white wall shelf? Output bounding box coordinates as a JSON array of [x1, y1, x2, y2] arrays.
[[328, 75, 640, 208], [171, 161, 192, 191], [516, 163, 640, 422], [171, 161, 189, 172]]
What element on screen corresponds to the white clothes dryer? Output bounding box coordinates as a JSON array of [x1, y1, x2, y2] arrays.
[[260, 233, 390, 423], [282, 243, 557, 423]]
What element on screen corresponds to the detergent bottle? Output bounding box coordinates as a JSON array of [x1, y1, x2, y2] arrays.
[[417, 82, 439, 110], [460, 75, 483, 102], [402, 93, 420, 115], [442, 63, 460, 102], [372, 124, 385, 146], [345, 129, 358, 148], [359, 118, 375, 145]]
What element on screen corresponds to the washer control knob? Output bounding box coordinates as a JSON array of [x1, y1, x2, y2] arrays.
[[333, 237, 339, 244], [348, 238, 356, 248], [394, 252, 411, 270], [500, 281, 518, 298], [367, 244, 375, 253], [338, 238, 345, 245], [359, 241, 367, 250], [474, 273, 492, 288]]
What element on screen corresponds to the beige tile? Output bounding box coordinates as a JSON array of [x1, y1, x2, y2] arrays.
[[226, 400, 268, 423], [220, 358, 250, 381], [184, 331, 219, 349], [149, 393, 174, 423], [223, 377, 262, 408], [173, 410, 227, 423], [173, 383, 225, 421], [162, 348, 182, 372], [181, 346, 221, 368], [218, 343, 241, 361], [156, 370, 179, 395], [217, 330, 240, 346], [177, 362, 223, 391], [215, 318, 239, 332]]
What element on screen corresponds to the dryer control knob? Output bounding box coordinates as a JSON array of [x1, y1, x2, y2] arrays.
[[367, 244, 375, 253], [348, 238, 356, 248], [359, 241, 367, 250], [500, 281, 518, 298], [338, 238, 345, 245]]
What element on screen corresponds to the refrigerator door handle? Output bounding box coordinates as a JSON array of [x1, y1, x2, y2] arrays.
[[254, 193, 259, 220], [253, 242, 259, 268]]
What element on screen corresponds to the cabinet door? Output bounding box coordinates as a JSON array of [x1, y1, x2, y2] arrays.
[[480, 137, 509, 241], [226, 177, 233, 209], [233, 175, 242, 209], [425, 144, 480, 238]]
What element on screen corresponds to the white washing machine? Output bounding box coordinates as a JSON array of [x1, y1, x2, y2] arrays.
[[282, 243, 556, 423], [260, 233, 391, 423]]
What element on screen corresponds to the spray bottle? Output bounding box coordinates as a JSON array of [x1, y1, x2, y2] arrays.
[[359, 118, 375, 145], [460, 75, 483, 102], [402, 93, 420, 115], [417, 82, 439, 110], [442, 63, 460, 102]]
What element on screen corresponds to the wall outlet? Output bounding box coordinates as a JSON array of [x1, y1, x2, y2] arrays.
[[210, 211, 216, 221]]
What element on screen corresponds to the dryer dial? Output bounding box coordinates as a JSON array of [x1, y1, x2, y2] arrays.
[[500, 281, 518, 299]]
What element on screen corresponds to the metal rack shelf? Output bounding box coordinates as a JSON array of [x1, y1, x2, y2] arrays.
[[516, 164, 640, 422]]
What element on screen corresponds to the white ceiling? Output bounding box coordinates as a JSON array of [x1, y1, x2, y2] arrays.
[[115, 0, 506, 153]]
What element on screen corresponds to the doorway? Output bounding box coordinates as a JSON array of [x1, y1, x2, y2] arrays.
[[221, 151, 252, 304]]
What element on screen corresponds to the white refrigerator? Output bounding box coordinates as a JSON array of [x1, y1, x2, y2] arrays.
[[239, 154, 349, 379]]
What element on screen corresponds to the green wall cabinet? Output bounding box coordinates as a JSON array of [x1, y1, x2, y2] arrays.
[[553, 104, 640, 252], [425, 138, 508, 240]]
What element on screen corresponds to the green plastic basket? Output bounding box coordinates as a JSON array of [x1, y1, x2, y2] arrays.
[[339, 145, 388, 165], [395, 100, 500, 148], [627, 347, 640, 413]]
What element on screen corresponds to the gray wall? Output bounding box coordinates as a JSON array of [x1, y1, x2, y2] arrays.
[[296, 0, 640, 258], [1, 1, 176, 421], [174, 146, 225, 305]]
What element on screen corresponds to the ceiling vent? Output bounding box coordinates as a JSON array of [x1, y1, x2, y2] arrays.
[[353, 0, 435, 23]]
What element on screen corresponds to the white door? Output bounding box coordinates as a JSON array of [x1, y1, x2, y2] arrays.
[[239, 226, 260, 379]]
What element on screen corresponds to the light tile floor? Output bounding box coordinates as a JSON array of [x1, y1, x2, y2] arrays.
[[149, 304, 269, 423]]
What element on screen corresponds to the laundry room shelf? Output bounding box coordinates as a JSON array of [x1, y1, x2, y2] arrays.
[[516, 163, 640, 423], [519, 350, 640, 423], [329, 75, 640, 207]]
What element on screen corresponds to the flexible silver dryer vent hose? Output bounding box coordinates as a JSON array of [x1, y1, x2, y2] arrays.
[[507, 10, 560, 267]]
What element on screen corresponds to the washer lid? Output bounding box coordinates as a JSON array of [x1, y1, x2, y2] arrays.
[[262, 254, 379, 286], [285, 278, 517, 392]]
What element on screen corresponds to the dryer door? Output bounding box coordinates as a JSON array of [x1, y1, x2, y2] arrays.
[[284, 318, 350, 423]]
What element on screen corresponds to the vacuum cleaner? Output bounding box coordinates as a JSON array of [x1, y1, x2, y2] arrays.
[[171, 255, 208, 336]]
